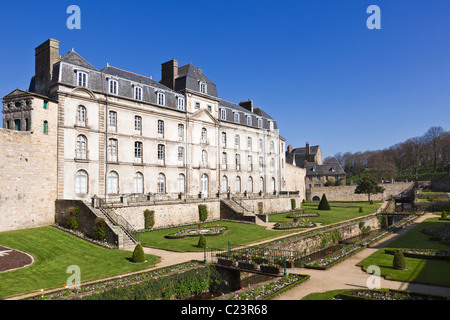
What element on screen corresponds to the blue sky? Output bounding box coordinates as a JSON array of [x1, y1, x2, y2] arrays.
[[1, 0, 449, 158]]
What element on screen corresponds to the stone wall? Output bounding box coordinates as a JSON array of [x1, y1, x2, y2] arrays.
[[285, 163, 306, 200], [239, 195, 301, 214], [307, 182, 414, 202], [113, 199, 221, 230], [269, 215, 380, 255], [0, 127, 57, 232]]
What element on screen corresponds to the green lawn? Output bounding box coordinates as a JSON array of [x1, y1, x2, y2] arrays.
[[268, 201, 382, 225], [0, 226, 159, 299], [357, 218, 450, 287], [138, 221, 297, 252]]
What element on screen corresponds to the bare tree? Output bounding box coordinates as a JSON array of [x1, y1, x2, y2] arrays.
[[424, 126, 444, 172]]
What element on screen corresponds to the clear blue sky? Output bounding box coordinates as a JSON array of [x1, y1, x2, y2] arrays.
[[1, 0, 449, 158]]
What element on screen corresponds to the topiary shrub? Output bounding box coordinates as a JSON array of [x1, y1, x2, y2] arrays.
[[291, 198, 296, 210], [359, 207, 364, 213], [442, 210, 448, 219], [302, 199, 306, 204], [370, 200, 374, 205], [93, 217, 106, 240], [198, 205, 208, 222], [144, 209, 155, 229], [132, 243, 146, 263], [65, 206, 80, 230], [197, 235, 207, 248], [393, 250, 406, 270], [318, 194, 331, 210]]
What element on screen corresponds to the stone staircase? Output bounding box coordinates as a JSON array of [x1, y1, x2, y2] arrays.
[[84, 202, 138, 249], [221, 199, 266, 224]]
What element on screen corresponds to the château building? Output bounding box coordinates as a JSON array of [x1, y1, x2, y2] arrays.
[[0, 39, 292, 232]]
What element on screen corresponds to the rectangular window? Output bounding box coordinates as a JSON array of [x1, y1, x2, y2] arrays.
[[195, 102, 200, 109], [235, 154, 240, 171], [248, 155, 253, 171], [177, 97, 185, 111], [108, 79, 118, 95], [259, 157, 263, 171], [134, 142, 143, 163], [222, 152, 227, 170], [178, 146, 184, 164], [134, 86, 143, 100], [109, 111, 117, 132], [221, 132, 227, 147], [157, 144, 165, 164], [157, 92, 165, 106], [199, 82, 206, 94], [220, 109, 226, 120], [246, 115, 251, 126], [178, 124, 184, 141], [233, 112, 239, 123], [108, 139, 118, 162], [77, 71, 88, 87], [247, 137, 252, 151], [134, 116, 142, 135], [157, 120, 164, 138], [43, 100, 48, 109]]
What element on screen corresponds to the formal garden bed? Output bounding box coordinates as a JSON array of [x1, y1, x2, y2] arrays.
[[226, 273, 310, 300], [30, 261, 204, 300], [164, 225, 228, 239], [305, 214, 420, 270], [286, 211, 320, 218], [384, 248, 450, 261], [336, 288, 447, 300], [53, 223, 117, 249], [273, 219, 316, 230]]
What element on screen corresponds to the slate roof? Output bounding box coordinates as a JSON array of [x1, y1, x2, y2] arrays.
[[175, 63, 218, 97], [305, 162, 346, 176], [60, 50, 98, 71], [100, 65, 171, 91]]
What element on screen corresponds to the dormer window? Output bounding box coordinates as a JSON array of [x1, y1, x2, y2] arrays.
[[134, 86, 143, 100], [77, 71, 88, 87], [177, 96, 185, 111], [246, 115, 252, 126], [199, 81, 207, 94], [108, 79, 118, 95], [257, 118, 263, 128], [330, 167, 335, 172], [233, 112, 239, 123], [220, 109, 226, 120], [157, 92, 165, 106]]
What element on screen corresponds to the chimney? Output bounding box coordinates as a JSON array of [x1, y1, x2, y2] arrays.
[[239, 99, 253, 112], [34, 39, 60, 96], [306, 142, 310, 156], [160, 59, 178, 90], [287, 145, 293, 154]]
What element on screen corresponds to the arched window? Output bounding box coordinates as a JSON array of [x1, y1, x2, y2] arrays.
[[259, 177, 264, 192], [108, 139, 118, 162], [248, 177, 253, 193], [75, 170, 88, 194], [76, 135, 88, 159], [235, 176, 241, 193], [271, 177, 276, 193], [43, 121, 48, 134], [178, 174, 185, 193], [201, 127, 207, 143], [157, 144, 165, 165], [221, 175, 228, 193], [77, 105, 86, 126], [270, 158, 275, 172], [270, 141, 275, 154], [134, 172, 144, 194], [107, 171, 119, 194], [157, 173, 166, 193]]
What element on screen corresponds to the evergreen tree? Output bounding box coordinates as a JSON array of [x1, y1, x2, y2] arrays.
[[318, 194, 331, 210]]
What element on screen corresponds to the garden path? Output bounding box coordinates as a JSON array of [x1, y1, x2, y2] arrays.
[[273, 212, 450, 299]]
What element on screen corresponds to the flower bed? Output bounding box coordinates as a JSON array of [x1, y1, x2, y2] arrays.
[[273, 219, 316, 230], [31, 261, 203, 300], [338, 289, 447, 300], [227, 273, 309, 300], [164, 225, 228, 239], [287, 212, 319, 218], [384, 249, 450, 261], [260, 264, 281, 275]]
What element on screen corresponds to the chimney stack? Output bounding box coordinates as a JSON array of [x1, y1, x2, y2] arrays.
[[306, 142, 310, 156], [34, 39, 60, 96], [160, 59, 178, 90], [287, 145, 293, 153], [239, 99, 253, 112]]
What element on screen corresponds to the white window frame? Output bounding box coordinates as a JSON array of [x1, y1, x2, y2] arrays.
[[76, 135, 88, 160], [109, 111, 117, 132], [258, 118, 263, 128], [157, 173, 166, 193], [201, 127, 207, 143], [233, 112, 239, 123], [134, 86, 143, 100], [178, 124, 184, 141], [199, 81, 207, 94], [157, 120, 164, 138], [134, 172, 144, 194], [77, 105, 87, 127], [108, 79, 118, 95], [157, 91, 165, 106], [246, 115, 252, 126], [107, 171, 119, 194], [157, 144, 165, 165], [178, 174, 185, 193], [77, 71, 88, 87], [134, 141, 143, 163], [108, 139, 118, 162], [220, 109, 226, 120], [75, 170, 88, 194], [177, 96, 185, 111], [135, 116, 142, 135], [178, 146, 185, 164]]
